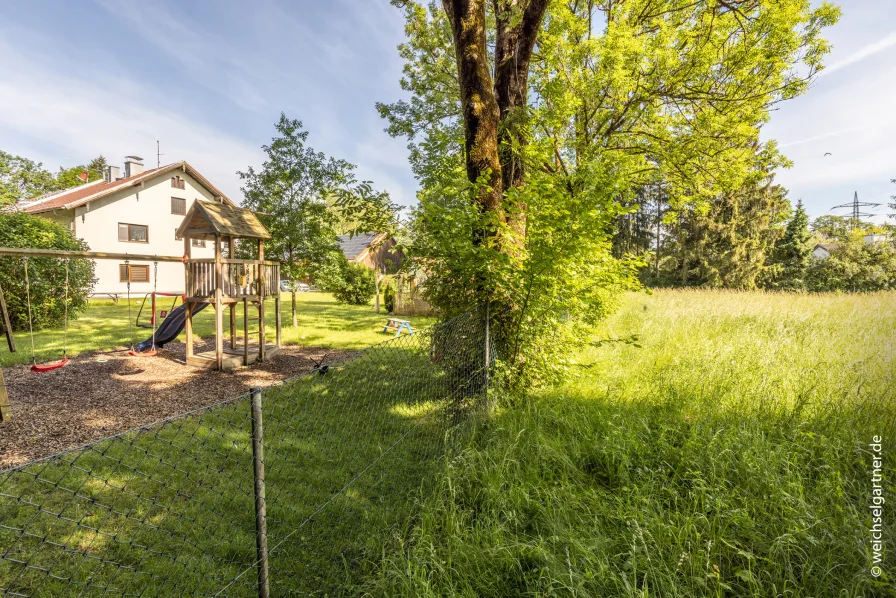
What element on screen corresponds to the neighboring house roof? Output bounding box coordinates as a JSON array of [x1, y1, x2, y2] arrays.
[[337, 232, 386, 262], [177, 200, 271, 240], [814, 243, 840, 252], [18, 161, 234, 214]]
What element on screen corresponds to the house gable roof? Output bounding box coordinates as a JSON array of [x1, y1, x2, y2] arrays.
[[814, 243, 839, 252], [337, 232, 387, 262], [176, 200, 271, 240], [18, 161, 234, 214]]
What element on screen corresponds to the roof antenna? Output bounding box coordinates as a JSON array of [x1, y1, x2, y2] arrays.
[[156, 140, 164, 169]]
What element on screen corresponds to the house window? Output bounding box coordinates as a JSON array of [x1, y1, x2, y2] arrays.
[[171, 197, 186, 215], [118, 223, 148, 243], [119, 264, 150, 283], [171, 176, 185, 190], [192, 238, 206, 248]]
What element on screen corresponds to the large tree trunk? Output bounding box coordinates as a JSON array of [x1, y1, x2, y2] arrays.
[[442, 0, 549, 371], [493, 0, 549, 192], [442, 0, 503, 215]]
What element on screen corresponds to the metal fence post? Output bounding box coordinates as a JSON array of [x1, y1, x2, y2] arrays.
[[250, 387, 270, 598], [484, 302, 491, 394]]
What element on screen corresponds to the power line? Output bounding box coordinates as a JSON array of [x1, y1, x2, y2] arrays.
[[831, 191, 880, 229]]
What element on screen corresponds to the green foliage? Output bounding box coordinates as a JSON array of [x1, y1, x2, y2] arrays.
[[765, 200, 813, 290], [806, 234, 896, 292], [54, 156, 108, 189], [238, 114, 351, 282], [0, 151, 58, 206], [369, 290, 895, 596], [656, 173, 791, 289], [381, 0, 838, 384], [810, 213, 855, 241], [0, 212, 95, 331], [383, 281, 396, 313], [1, 151, 108, 205], [311, 250, 348, 293], [331, 263, 376, 306]]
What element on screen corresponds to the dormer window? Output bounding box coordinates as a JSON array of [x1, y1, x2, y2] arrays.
[[171, 176, 185, 190]]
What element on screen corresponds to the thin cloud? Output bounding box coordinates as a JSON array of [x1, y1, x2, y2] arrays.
[[0, 40, 261, 201], [777, 128, 863, 149], [819, 31, 896, 77]]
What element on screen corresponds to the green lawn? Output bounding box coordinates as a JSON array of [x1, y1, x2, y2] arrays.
[[5, 290, 894, 596], [1, 292, 435, 367], [369, 290, 896, 596], [0, 309, 477, 596]]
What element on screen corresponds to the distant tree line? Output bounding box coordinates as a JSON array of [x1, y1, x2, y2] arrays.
[[1, 151, 108, 205], [613, 174, 896, 292]]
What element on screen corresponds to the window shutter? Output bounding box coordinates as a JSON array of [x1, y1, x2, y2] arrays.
[[118, 223, 128, 242], [119, 264, 129, 282], [131, 266, 149, 282]]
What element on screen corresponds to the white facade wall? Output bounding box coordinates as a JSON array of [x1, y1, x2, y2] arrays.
[[56, 172, 219, 294]]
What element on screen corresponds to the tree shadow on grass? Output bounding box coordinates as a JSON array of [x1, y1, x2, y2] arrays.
[[0, 310, 488, 596]]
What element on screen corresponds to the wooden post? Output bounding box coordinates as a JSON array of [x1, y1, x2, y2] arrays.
[[228, 236, 236, 350], [0, 368, 11, 423], [275, 296, 281, 349], [214, 234, 224, 370], [184, 238, 193, 358], [0, 282, 16, 353], [257, 240, 265, 361], [243, 297, 249, 366], [249, 387, 271, 598]]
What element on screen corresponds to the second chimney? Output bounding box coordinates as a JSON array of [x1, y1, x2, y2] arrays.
[[106, 165, 120, 182], [123, 155, 144, 178]]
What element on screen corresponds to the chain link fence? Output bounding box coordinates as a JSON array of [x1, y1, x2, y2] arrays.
[[1, 306, 493, 597]]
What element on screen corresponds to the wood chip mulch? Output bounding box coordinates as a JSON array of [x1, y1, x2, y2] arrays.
[[0, 340, 350, 469]]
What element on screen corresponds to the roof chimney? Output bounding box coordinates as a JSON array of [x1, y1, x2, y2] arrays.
[[123, 156, 144, 178], [106, 165, 120, 182]]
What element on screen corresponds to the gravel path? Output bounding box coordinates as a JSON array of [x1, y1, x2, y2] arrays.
[[0, 340, 349, 469]]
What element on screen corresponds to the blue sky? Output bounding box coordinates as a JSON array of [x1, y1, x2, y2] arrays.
[[0, 0, 893, 222]]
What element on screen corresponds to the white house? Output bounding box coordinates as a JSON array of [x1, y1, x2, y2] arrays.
[[19, 157, 231, 295], [812, 242, 839, 260]]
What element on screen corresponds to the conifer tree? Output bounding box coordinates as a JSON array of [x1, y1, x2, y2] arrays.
[[767, 200, 812, 290]]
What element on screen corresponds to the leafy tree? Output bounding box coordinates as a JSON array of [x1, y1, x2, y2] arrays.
[[806, 233, 896, 292], [0, 151, 57, 205], [811, 214, 856, 242], [239, 114, 355, 327], [2, 152, 109, 206], [335, 181, 404, 312], [765, 200, 813, 290], [331, 263, 376, 306], [0, 212, 96, 331], [381, 0, 838, 384], [55, 156, 108, 189]]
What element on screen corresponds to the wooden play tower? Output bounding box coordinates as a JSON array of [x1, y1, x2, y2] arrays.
[[176, 201, 281, 372]]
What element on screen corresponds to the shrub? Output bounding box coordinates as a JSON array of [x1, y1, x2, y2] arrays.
[[312, 250, 347, 293], [332, 263, 375, 306], [383, 280, 395, 313], [806, 236, 896, 292], [0, 212, 96, 330]]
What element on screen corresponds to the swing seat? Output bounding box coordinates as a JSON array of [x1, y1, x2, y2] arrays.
[[31, 358, 70, 373], [129, 347, 158, 357]]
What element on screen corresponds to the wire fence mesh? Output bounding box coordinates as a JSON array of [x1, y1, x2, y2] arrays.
[[1, 305, 494, 597]]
